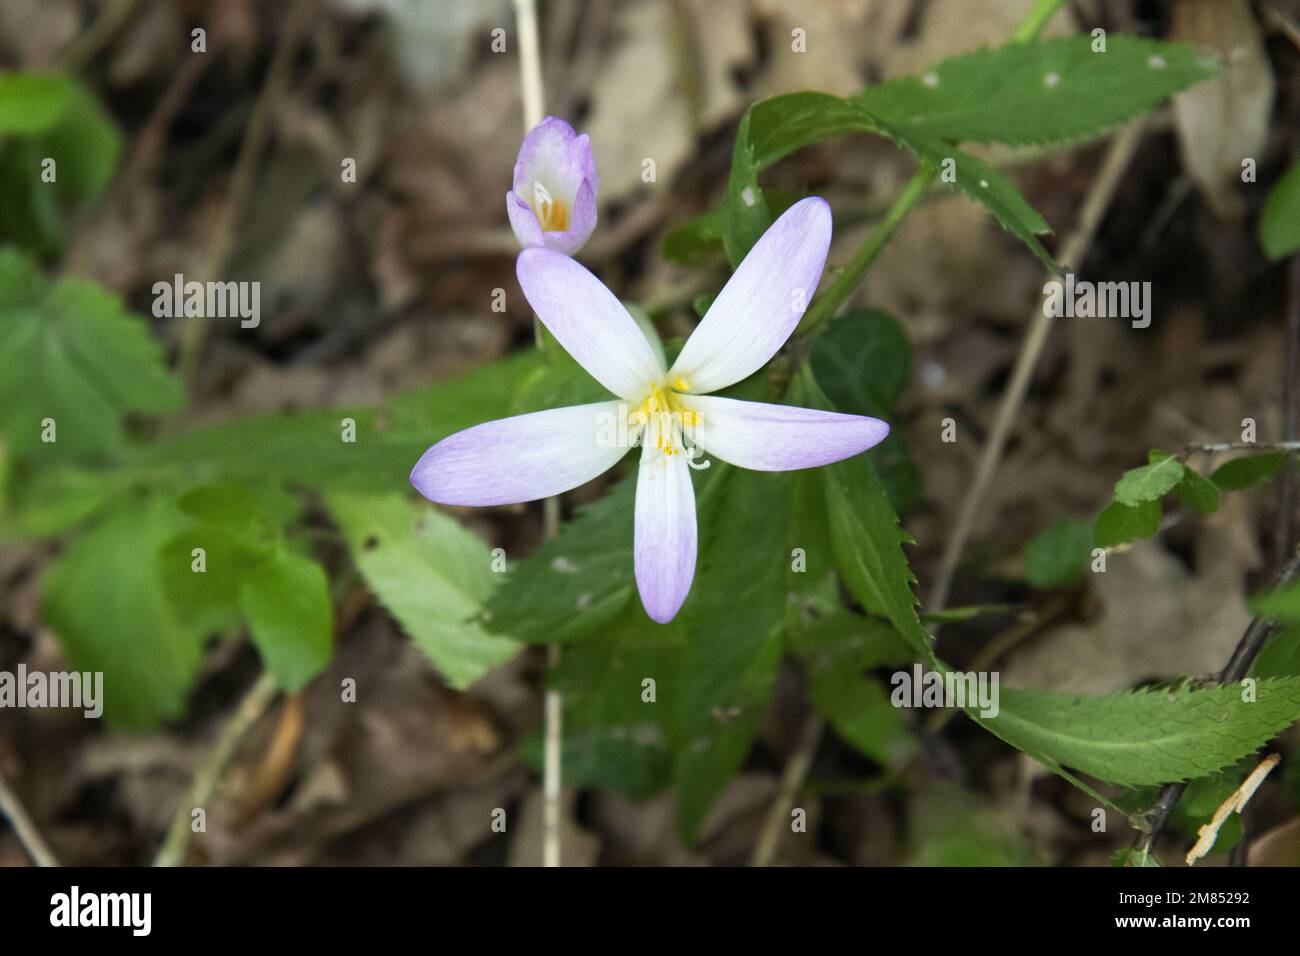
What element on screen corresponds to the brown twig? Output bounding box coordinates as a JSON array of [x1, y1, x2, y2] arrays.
[[929, 118, 1148, 614], [750, 712, 825, 867]]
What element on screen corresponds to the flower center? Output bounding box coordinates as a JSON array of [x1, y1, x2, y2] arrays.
[[532, 182, 569, 232], [630, 383, 700, 456]]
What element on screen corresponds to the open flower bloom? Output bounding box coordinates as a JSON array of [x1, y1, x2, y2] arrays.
[[412, 198, 889, 623], [506, 116, 599, 255]]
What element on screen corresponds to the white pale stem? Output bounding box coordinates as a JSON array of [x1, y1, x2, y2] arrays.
[[512, 0, 562, 869]]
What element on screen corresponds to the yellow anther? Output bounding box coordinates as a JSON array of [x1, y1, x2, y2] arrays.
[[672, 376, 690, 392]]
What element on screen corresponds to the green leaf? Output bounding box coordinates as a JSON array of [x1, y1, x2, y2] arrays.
[[717, 91, 1056, 270], [1023, 515, 1091, 588], [1249, 582, 1300, 621], [124, 350, 543, 494], [856, 36, 1218, 147], [0, 464, 135, 538], [41, 493, 204, 728], [661, 209, 723, 267], [327, 492, 518, 688], [539, 614, 676, 798], [38, 83, 122, 203], [1094, 499, 1161, 548], [1254, 629, 1300, 679], [1113, 450, 1184, 506], [666, 466, 788, 840], [823, 445, 932, 662], [809, 355, 931, 661], [176, 481, 297, 543], [1174, 467, 1221, 514], [0, 249, 183, 462], [720, 109, 773, 265], [810, 309, 921, 511], [0, 73, 77, 135], [791, 612, 914, 764], [983, 679, 1300, 786], [238, 547, 333, 692], [0, 75, 121, 255], [1260, 160, 1300, 261], [158, 524, 253, 634], [1210, 452, 1288, 491], [811, 309, 911, 416], [482, 477, 636, 644]]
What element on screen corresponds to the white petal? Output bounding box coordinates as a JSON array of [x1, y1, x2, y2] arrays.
[[669, 197, 832, 394], [411, 401, 629, 506], [678, 394, 889, 471], [634, 441, 697, 623], [517, 249, 664, 401]]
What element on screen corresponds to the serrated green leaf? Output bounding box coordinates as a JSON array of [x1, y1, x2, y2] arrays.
[[238, 547, 333, 693], [823, 447, 932, 662], [1260, 160, 1300, 261], [327, 492, 518, 688], [983, 680, 1300, 786], [1174, 466, 1221, 514], [1094, 499, 1161, 548], [482, 476, 636, 644], [856, 36, 1217, 147], [1114, 450, 1184, 506], [0, 249, 183, 462], [41, 493, 204, 728], [891, 131, 1056, 270], [1024, 515, 1091, 588], [1210, 452, 1288, 491], [717, 91, 1056, 270], [125, 350, 543, 493]]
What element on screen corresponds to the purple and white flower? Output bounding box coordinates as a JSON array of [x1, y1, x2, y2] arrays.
[[505, 116, 599, 255], [412, 198, 889, 623]]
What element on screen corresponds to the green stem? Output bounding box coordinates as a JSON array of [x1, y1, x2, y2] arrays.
[[796, 169, 930, 335], [1011, 0, 1067, 44]]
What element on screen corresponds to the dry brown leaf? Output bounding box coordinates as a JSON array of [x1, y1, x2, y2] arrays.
[[1171, 0, 1275, 222]]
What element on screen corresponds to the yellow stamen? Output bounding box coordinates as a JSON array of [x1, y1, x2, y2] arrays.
[[629, 383, 702, 458], [533, 182, 569, 232]]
